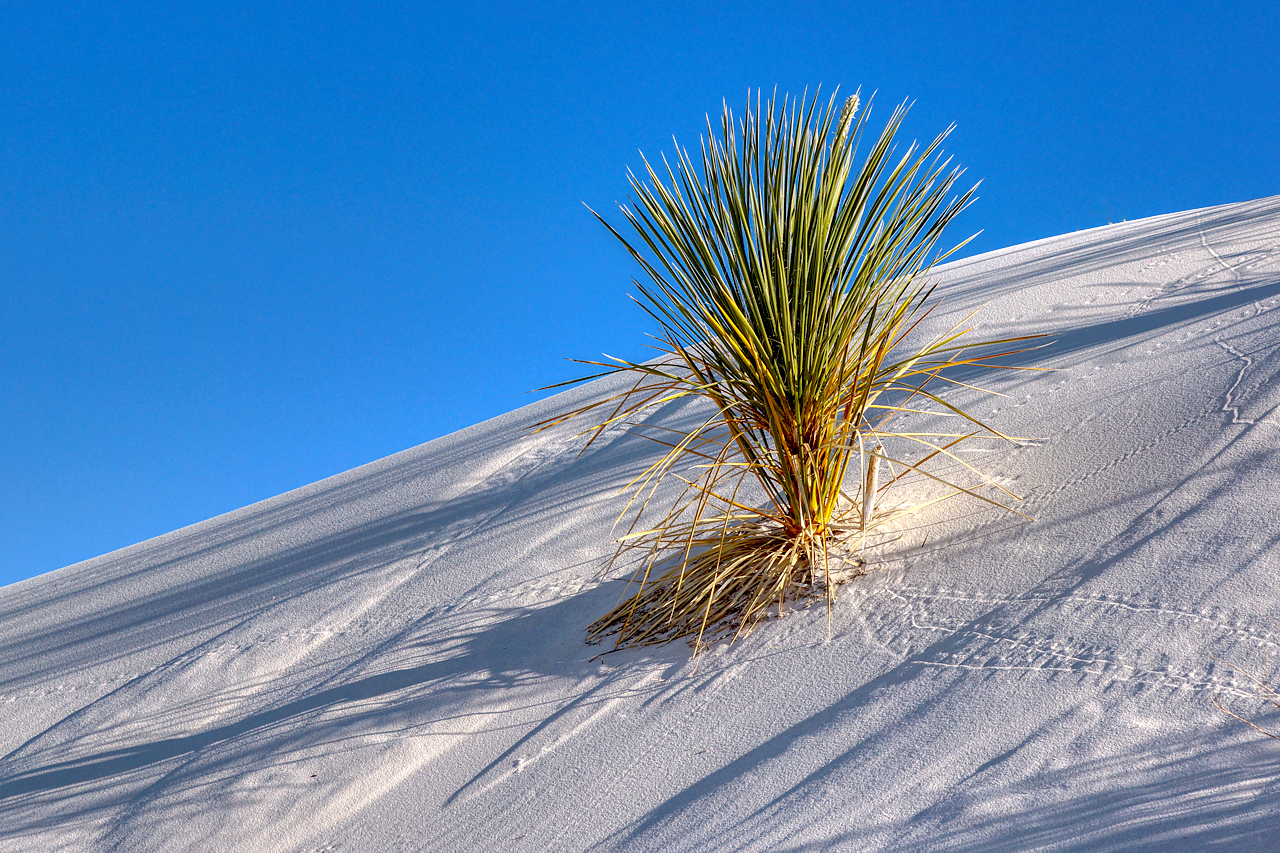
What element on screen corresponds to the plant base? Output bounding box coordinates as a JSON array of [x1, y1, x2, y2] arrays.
[[588, 519, 870, 651]]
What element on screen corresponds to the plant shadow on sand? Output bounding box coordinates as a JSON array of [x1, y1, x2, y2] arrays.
[[0, 403, 703, 838], [772, 727, 1280, 852], [939, 195, 1280, 308], [0, 572, 699, 848], [0, 379, 697, 697], [0, 581, 645, 796]]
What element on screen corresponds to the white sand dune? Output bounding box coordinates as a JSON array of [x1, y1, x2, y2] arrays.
[[4, 195, 1280, 852]]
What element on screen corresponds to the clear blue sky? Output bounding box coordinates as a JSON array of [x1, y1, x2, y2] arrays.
[[2, 1, 1277, 587]]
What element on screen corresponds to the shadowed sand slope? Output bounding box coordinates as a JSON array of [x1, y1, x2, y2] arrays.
[[4, 195, 1280, 852]]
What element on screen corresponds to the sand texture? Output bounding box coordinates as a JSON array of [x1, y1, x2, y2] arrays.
[[4, 196, 1280, 851]]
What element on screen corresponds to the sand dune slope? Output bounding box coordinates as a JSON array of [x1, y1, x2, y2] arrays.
[[4, 196, 1280, 852]]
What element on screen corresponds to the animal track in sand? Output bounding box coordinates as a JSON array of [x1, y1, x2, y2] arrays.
[[1122, 228, 1280, 321], [1032, 407, 1216, 506], [851, 584, 1279, 700], [1215, 339, 1257, 425]]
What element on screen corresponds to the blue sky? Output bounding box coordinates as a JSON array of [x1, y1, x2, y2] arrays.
[[2, 1, 1277, 586]]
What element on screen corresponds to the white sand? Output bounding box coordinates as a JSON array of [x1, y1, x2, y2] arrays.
[[4, 195, 1280, 851]]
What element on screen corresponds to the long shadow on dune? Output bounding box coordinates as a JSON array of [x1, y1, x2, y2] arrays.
[[887, 730, 1280, 853], [938, 194, 1280, 306], [764, 727, 1280, 853], [945, 271, 1280, 385], [0, 582, 640, 805], [0, 398, 717, 837], [0, 393, 688, 695]]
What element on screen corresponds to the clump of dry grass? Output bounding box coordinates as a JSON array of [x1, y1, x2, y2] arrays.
[[1212, 656, 1280, 741], [541, 89, 1040, 651]]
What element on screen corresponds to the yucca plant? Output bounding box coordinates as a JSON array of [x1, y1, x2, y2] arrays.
[[541, 89, 1038, 651]]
